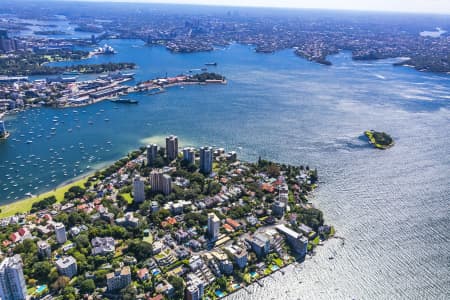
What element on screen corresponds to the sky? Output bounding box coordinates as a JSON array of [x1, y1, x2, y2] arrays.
[[75, 0, 450, 14]]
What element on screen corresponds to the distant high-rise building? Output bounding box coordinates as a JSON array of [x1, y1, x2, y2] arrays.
[[146, 144, 158, 165], [133, 175, 145, 203], [165, 135, 178, 160], [207, 213, 220, 241], [37, 240, 51, 258], [0, 31, 19, 53], [0, 255, 27, 300], [54, 222, 67, 244], [200, 146, 213, 174], [55, 256, 77, 278], [182, 147, 195, 164], [162, 174, 172, 195], [149, 169, 172, 195]]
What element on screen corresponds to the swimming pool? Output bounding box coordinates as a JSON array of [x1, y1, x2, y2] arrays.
[[271, 265, 280, 271], [152, 268, 161, 276], [36, 285, 47, 293], [215, 290, 225, 297]]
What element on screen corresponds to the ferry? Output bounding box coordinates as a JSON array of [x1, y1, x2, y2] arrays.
[[110, 99, 138, 104]]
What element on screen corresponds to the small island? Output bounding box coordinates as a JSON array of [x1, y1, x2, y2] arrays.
[[364, 130, 394, 149]]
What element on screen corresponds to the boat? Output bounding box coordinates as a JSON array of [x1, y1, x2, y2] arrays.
[[110, 99, 139, 104], [0, 120, 10, 139], [121, 72, 135, 78], [147, 87, 165, 95], [205, 62, 218, 66], [62, 71, 80, 76]]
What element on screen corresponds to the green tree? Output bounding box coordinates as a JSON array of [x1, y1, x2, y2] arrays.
[[31, 261, 53, 283], [217, 276, 227, 290], [79, 279, 95, 294], [168, 275, 184, 299], [64, 185, 86, 200], [125, 240, 153, 261], [62, 286, 77, 300], [51, 276, 70, 292], [75, 234, 90, 249], [120, 284, 137, 300], [267, 163, 281, 178]]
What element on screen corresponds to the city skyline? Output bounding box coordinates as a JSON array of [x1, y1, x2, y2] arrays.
[[70, 0, 450, 14]]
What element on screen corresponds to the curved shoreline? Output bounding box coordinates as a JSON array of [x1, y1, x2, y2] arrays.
[[0, 174, 91, 218]]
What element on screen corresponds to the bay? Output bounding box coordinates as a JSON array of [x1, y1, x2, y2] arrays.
[[0, 39, 449, 298]]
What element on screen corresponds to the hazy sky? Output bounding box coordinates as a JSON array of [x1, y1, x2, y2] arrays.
[[77, 0, 450, 14]]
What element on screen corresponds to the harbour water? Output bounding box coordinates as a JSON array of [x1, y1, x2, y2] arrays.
[[0, 40, 449, 298]]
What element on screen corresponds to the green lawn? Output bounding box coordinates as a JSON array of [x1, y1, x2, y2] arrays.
[[121, 193, 133, 204], [0, 177, 89, 218], [273, 258, 284, 267], [312, 236, 320, 246], [143, 234, 153, 244], [243, 273, 251, 284]]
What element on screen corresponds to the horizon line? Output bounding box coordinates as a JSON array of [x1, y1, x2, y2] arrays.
[[59, 0, 450, 16]]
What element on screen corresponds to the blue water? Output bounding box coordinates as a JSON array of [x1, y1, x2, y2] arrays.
[[0, 39, 449, 299], [35, 285, 46, 293], [11, 17, 98, 39], [152, 269, 160, 276]]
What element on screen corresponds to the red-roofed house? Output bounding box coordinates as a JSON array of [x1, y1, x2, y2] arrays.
[[9, 232, 21, 243], [226, 218, 241, 230], [166, 217, 177, 225], [18, 228, 28, 236], [223, 223, 234, 233]]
